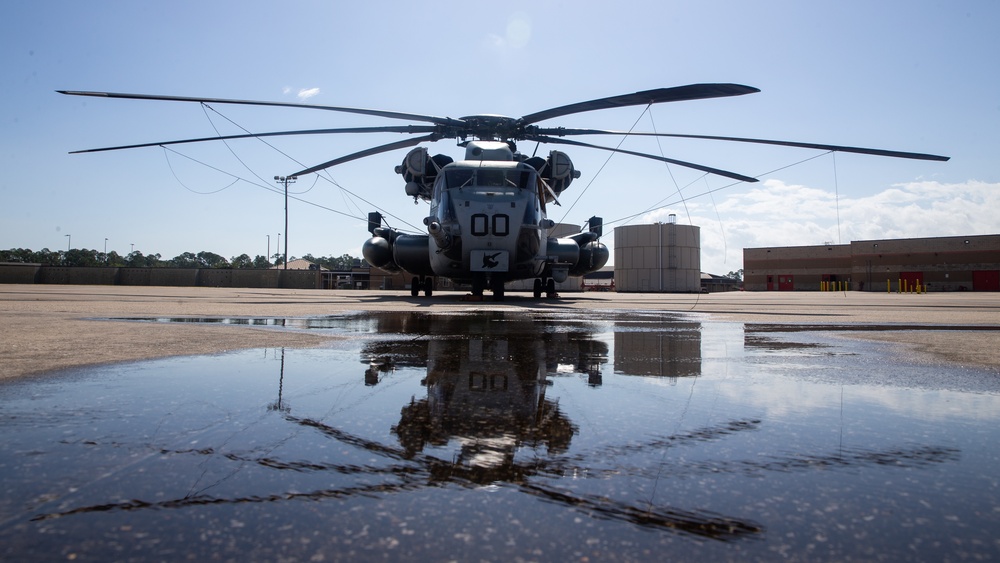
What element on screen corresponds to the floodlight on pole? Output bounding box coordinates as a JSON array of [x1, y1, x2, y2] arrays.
[[274, 176, 297, 270]]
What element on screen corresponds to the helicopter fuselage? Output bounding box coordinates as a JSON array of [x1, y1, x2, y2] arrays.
[[426, 159, 544, 283], [362, 141, 609, 298]]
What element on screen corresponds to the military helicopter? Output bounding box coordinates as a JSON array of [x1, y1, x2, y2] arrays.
[[60, 84, 949, 299]]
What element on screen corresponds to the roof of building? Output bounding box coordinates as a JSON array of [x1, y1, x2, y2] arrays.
[[272, 259, 327, 271]]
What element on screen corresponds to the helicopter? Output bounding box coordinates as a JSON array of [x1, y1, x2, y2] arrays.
[[60, 84, 949, 299]]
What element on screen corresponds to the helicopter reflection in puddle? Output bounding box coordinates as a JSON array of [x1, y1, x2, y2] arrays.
[[360, 312, 609, 471], [375, 318, 706, 472], [340, 312, 768, 539]]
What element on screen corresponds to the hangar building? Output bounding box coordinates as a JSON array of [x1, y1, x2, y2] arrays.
[[744, 234, 1000, 292]]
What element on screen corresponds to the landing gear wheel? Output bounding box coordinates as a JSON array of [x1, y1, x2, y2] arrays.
[[423, 277, 433, 297], [471, 274, 485, 297], [491, 274, 505, 302], [410, 276, 420, 297], [533, 278, 543, 299], [546, 278, 557, 298]]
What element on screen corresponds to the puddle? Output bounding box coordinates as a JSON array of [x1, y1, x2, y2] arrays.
[[2, 311, 999, 561]]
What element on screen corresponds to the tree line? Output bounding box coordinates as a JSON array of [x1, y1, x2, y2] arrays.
[[0, 247, 360, 271]]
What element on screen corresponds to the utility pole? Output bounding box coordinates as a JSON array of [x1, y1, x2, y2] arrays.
[[274, 176, 296, 270]]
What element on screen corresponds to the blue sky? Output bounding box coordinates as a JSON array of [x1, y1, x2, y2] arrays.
[[2, 0, 997, 274]]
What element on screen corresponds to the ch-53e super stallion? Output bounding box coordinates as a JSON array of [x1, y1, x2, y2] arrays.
[[60, 84, 948, 299]]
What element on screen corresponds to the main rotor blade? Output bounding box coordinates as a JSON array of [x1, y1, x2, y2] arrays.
[[536, 128, 951, 162], [528, 135, 758, 183], [58, 90, 467, 128], [290, 133, 441, 177], [519, 84, 759, 126], [67, 125, 439, 154]]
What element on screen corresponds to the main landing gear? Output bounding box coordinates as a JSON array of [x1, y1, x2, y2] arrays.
[[410, 276, 433, 297], [533, 278, 557, 299], [470, 273, 505, 301]]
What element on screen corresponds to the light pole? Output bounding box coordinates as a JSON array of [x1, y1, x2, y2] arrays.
[[104, 238, 108, 264], [65, 234, 71, 251], [276, 233, 281, 266], [275, 176, 296, 270], [266, 235, 270, 267]]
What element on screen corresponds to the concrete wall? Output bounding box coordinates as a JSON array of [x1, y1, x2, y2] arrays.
[[0, 263, 41, 284], [614, 223, 701, 292], [37, 267, 121, 285], [0, 265, 321, 289]]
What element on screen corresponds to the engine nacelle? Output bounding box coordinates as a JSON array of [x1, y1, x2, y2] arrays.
[[395, 147, 453, 202], [362, 235, 399, 272], [393, 234, 434, 276], [362, 230, 434, 277], [546, 237, 581, 267], [544, 235, 609, 279], [570, 241, 610, 276], [526, 150, 581, 202]]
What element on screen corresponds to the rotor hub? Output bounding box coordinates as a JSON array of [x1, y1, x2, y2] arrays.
[[457, 114, 522, 141]]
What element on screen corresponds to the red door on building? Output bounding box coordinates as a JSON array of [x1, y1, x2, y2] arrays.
[[900, 271, 923, 292], [973, 270, 1000, 291], [778, 275, 794, 291]]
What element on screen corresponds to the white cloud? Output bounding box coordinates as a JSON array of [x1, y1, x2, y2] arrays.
[[630, 179, 1000, 274], [297, 88, 320, 101]]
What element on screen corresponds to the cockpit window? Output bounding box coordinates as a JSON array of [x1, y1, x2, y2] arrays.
[[445, 169, 532, 189], [445, 169, 475, 189]]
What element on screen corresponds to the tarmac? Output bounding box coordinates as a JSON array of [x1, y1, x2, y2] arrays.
[[1, 284, 999, 380]]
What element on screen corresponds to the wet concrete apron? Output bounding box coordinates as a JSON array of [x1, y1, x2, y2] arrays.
[[1, 310, 998, 561]]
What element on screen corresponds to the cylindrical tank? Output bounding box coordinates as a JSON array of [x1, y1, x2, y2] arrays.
[[613, 223, 701, 292]]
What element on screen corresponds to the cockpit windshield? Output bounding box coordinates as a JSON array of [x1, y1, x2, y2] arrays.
[[445, 168, 532, 190]]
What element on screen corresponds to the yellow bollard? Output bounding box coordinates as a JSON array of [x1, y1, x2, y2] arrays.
[[887, 279, 891, 294]]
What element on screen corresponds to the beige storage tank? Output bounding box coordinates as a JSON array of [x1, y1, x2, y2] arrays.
[[614, 216, 701, 292]]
